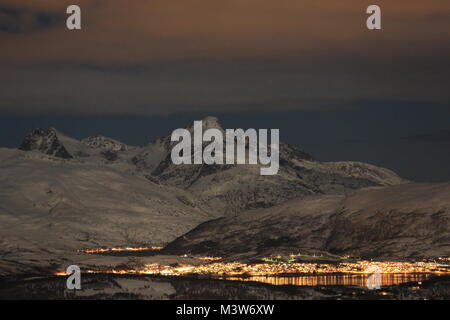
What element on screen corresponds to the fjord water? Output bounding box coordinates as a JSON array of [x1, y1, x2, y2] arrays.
[[219, 273, 433, 287]]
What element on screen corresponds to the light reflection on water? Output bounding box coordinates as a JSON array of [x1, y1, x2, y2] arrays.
[[219, 273, 434, 287]]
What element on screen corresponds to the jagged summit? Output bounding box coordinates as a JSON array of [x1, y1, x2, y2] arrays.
[[201, 116, 223, 130], [183, 116, 225, 133], [19, 128, 73, 159], [18, 128, 133, 162]]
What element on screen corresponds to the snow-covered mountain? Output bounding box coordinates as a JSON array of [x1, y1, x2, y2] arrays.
[[14, 117, 405, 215], [146, 117, 405, 213]]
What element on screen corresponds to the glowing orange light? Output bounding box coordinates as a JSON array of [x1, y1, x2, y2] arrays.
[[79, 246, 163, 254]]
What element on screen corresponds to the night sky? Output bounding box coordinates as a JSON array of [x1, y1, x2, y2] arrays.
[[0, 1, 449, 182]]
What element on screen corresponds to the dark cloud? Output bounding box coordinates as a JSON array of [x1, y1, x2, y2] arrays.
[[0, 0, 449, 115]]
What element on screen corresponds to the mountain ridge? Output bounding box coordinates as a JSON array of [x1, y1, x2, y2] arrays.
[[15, 117, 405, 214]]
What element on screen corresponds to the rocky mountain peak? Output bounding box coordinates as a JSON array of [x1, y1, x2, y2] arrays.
[[184, 116, 224, 133], [18, 128, 73, 159], [81, 135, 130, 152], [202, 116, 222, 130]]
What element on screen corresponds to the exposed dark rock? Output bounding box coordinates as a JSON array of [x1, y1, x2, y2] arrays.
[[101, 150, 119, 161], [19, 128, 73, 159], [81, 136, 130, 152]]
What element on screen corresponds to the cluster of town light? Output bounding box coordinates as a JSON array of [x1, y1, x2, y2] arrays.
[[67, 247, 450, 285], [77, 259, 450, 277], [79, 246, 163, 254]]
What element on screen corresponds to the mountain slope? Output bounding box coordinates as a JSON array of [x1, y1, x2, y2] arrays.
[[163, 182, 450, 259]]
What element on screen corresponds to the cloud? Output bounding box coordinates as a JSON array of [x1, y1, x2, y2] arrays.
[[2, 0, 449, 64], [0, 0, 449, 115]]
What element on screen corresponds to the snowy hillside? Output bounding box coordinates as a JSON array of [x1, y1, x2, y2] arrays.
[[0, 148, 216, 275], [164, 182, 450, 259]]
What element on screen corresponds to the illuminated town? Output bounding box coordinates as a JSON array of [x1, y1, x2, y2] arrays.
[[78, 259, 450, 276], [58, 249, 450, 281], [54, 247, 450, 287], [78, 246, 163, 254]]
